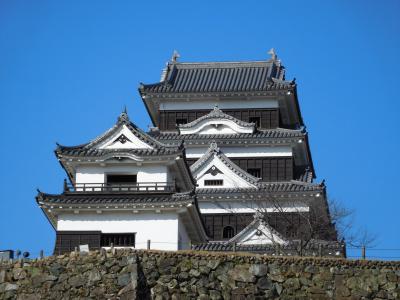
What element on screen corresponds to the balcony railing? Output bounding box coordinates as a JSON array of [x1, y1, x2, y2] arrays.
[[64, 181, 176, 193]]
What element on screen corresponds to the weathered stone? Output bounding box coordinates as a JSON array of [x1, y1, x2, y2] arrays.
[[12, 268, 26, 280], [118, 273, 131, 286], [249, 264, 268, 277], [87, 269, 101, 285], [387, 272, 397, 282], [68, 274, 84, 288], [199, 266, 211, 275], [48, 263, 64, 277], [383, 281, 397, 291], [275, 283, 283, 295], [178, 272, 189, 281], [17, 294, 40, 300], [189, 269, 201, 277], [304, 265, 318, 274], [179, 260, 192, 272], [207, 260, 221, 270], [0, 282, 18, 292], [118, 281, 136, 297], [90, 286, 106, 297], [257, 277, 273, 290], [228, 265, 256, 283], [209, 289, 222, 300], [0, 270, 6, 284], [269, 273, 285, 283], [31, 274, 57, 287], [168, 279, 179, 290], [283, 278, 300, 290]]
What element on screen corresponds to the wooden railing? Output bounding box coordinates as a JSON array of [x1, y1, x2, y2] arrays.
[[64, 182, 176, 193]]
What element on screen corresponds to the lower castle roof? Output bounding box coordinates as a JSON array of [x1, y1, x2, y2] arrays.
[[36, 191, 195, 206]]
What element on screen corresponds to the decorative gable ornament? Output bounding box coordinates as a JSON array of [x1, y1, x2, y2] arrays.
[[113, 134, 132, 144], [178, 106, 255, 135], [205, 165, 223, 176]]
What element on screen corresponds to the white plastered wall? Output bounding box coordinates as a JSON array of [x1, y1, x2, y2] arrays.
[[186, 146, 292, 159], [198, 200, 310, 214], [75, 165, 168, 185], [177, 217, 191, 250], [57, 211, 181, 251]]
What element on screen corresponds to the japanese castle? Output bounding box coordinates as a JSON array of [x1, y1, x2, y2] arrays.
[[36, 50, 344, 256]]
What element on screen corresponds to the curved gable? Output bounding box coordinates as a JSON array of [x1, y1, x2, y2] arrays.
[[179, 107, 255, 135]]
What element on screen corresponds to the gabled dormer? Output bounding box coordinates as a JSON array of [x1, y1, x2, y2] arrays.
[[190, 142, 260, 189], [178, 106, 255, 135], [228, 212, 288, 245], [56, 111, 195, 193]]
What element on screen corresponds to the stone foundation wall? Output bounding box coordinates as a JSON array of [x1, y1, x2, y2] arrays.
[[0, 249, 399, 299]]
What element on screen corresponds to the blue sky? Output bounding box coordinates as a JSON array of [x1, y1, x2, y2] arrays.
[[0, 0, 399, 259]]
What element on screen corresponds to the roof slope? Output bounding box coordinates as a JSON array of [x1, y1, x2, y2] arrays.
[[56, 111, 182, 157], [36, 191, 195, 205], [139, 58, 293, 94], [152, 128, 305, 143]]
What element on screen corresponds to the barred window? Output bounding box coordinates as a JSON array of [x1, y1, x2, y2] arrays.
[[223, 226, 235, 239], [100, 233, 135, 247], [247, 168, 261, 178], [204, 179, 223, 186]]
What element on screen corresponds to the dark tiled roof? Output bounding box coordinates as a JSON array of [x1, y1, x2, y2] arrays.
[[37, 191, 194, 205], [56, 148, 181, 157], [196, 180, 324, 195], [140, 60, 293, 94], [297, 167, 314, 183], [192, 240, 344, 252], [178, 106, 254, 130], [56, 111, 181, 157], [152, 128, 305, 143]]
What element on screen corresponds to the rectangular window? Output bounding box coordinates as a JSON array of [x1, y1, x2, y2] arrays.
[[176, 118, 188, 125], [204, 179, 223, 186], [249, 116, 261, 128], [247, 168, 261, 178], [100, 233, 136, 247], [106, 174, 137, 184]]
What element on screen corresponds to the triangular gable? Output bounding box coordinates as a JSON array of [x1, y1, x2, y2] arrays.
[[190, 142, 259, 189], [229, 212, 288, 245], [97, 124, 152, 150], [178, 107, 255, 135], [57, 111, 171, 152]]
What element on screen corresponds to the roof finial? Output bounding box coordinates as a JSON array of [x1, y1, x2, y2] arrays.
[[209, 141, 220, 152], [268, 48, 277, 61], [118, 108, 130, 123], [171, 50, 180, 62]]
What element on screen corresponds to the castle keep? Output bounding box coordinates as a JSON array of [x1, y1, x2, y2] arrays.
[[36, 50, 343, 256]]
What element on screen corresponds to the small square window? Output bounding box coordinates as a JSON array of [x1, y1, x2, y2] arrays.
[[247, 168, 261, 178], [176, 118, 188, 125], [249, 117, 261, 128]]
